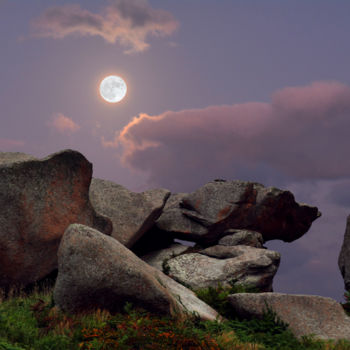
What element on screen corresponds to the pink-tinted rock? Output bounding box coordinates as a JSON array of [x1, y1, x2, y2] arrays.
[[0, 149, 112, 289], [156, 180, 320, 245]]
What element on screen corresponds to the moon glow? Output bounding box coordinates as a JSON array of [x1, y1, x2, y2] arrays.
[[99, 75, 127, 103]]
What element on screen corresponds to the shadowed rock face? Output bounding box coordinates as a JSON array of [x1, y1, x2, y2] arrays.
[[141, 243, 189, 272], [54, 224, 221, 322], [339, 215, 350, 291], [0, 150, 112, 289], [228, 293, 350, 341], [156, 180, 321, 245], [89, 178, 170, 248]]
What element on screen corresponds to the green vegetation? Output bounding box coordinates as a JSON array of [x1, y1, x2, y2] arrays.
[[193, 283, 259, 319], [0, 285, 349, 349], [193, 284, 350, 350], [341, 291, 350, 316]]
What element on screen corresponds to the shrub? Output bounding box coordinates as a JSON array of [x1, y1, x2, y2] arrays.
[[193, 282, 258, 319]]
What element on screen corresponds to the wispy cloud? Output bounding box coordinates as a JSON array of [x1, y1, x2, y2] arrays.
[[0, 138, 25, 149], [31, 0, 179, 53], [48, 113, 80, 134], [103, 81, 350, 191]]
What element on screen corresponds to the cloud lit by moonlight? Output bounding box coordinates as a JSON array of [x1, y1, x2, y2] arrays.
[[99, 75, 127, 103]]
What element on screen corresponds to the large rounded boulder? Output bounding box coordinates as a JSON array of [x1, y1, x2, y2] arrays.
[[54, 223, 221, 321], [0, 150, 112, 289]]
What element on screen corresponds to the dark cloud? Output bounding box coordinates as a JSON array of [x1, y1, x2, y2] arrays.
[[103, 81, 350, 191], [31, 0, 178, 53], [112, 0, 170, 28]]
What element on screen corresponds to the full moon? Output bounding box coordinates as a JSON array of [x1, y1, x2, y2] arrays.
[[99, 75, 127, 103]]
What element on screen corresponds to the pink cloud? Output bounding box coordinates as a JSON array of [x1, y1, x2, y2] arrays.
[[49, 113, 80, 134], [0, 138, 25, 149], [31, 0, 178, 53], [103, 81, 350, 191]]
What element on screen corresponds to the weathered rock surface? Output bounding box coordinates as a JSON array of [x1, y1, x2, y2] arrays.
[[156, 180, 320, 245], [141, 243, 189, 272], [228, 293, 350, 341], [165, 245, 280, 291], [339, 215, 350, 291], [0, 150, 112, 289], [0, 152, 37, 164], [90, 178, 170, 248], [218, 229, 264, 248], [54, 224, 221, 321]]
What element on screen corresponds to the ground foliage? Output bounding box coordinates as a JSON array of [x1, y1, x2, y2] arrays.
[[341, 291, 350, 316], [0, 285, 349, 349]]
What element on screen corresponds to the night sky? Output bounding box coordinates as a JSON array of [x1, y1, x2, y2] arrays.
[[2, 0, 350, 302]]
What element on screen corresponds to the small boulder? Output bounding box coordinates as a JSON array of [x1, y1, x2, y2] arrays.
[[165, 245, 280, 291], [156, 180, 320, 245], [338, 215, 350, 291], [141, 243, 189, 272], [228, 293, 350, 341], [218, 229, 264, 248], [0, 150, 112, 289], [89, 178, 170, 248], [54, 224, 221, 321]]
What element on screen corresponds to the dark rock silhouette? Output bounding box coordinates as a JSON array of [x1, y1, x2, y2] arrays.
[[339, 215, 350, 291]]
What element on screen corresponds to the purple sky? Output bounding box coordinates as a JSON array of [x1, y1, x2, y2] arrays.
[[2, 0, 350, 302]]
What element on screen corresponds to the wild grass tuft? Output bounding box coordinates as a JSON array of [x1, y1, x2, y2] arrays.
[[193, 282, 258, 318]]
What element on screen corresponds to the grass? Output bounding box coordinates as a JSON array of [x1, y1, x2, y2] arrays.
[[341, 291, 350, 317], [0, 285, 350, 349], [193, 283, 259, 319]]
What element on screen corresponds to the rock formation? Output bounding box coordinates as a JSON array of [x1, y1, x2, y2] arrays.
[[163, 245, 280, 292], [141, 243, 189, 271], [4, 148, 343, 341], [339, 215, 350, 291], [89, 178, 170, 248], [228, 293, 350, 341], [54, 224, 221, 321], [0, 150, 112, 289], [156, 180, 321, 245]]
